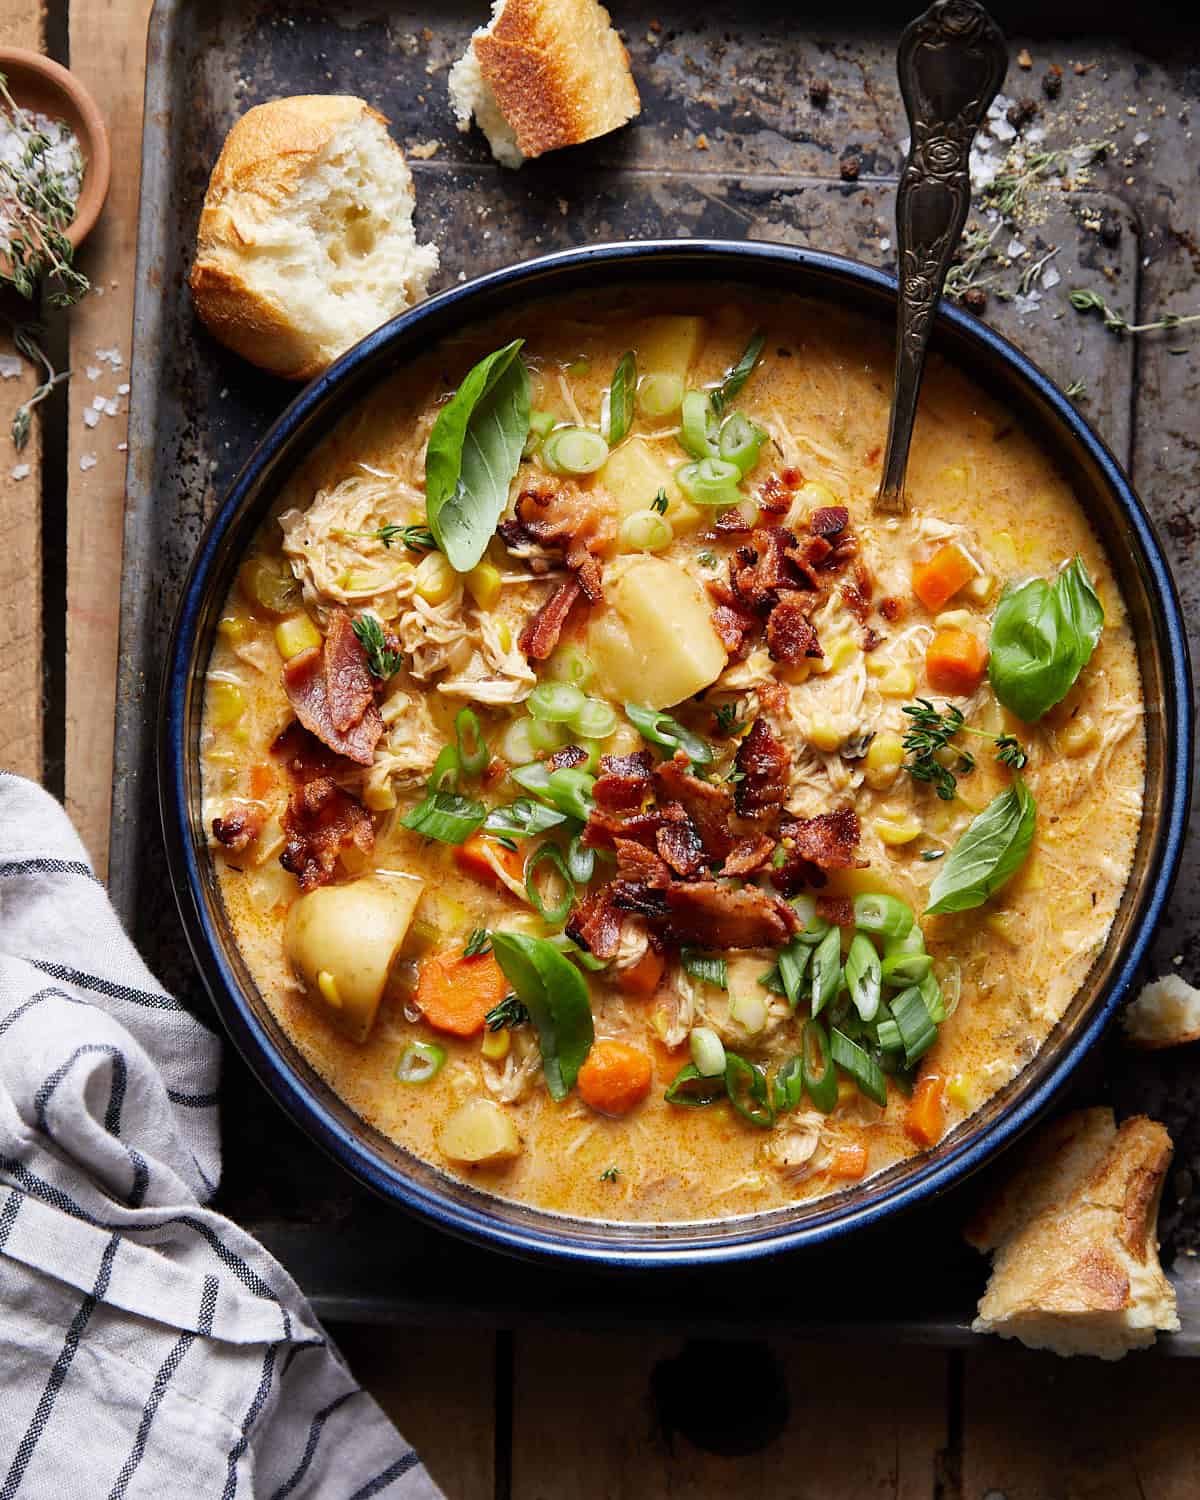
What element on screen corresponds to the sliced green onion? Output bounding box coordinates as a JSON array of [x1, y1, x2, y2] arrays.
[[801, 1019, 838, 1113], [395, 1040, 446, 1084], [455, 707, 488, 777], [546, 644, 594, 689], [401, 790, 485, 844], [682, 948, 727, 989], [810, 924, 843, 1018], [791, 894, 833, 947], [484, 797, 568, 840], [523, 408, 557, 456], [777, 937, 811, 1012], [429, 744, 460, 793], [772, 1055, 804, 1113], [570, 697, 618, 740], [543, 426, 609, 475], [883, 925, 926, 959], [690, 1026, 727, 1078], [498, 716, 538, 765], [679, 389, 720, 458], [710, 329, 766, 415], [881, 951, 933, 988], [919, 970, 946, 1024], [724, 1053, 775, 1127], [545, 767, 595, 821], [676, 457, 744, 508], [607, 350, 636, 445], [637, 371, 685, 419], [577, 739, 605, 773], [566, 832, 594, 885], [830, 1027, 888, 1108], [525, 842, 574, 925], [527, 716, 572, 753], [844, 932, 883, 1023], [530, 681, 587, 722], [891, 985, 938, 1065], [665, 1062, 725, 1108], [619, 507, 674, 553], [718, 412, 767, 476], [853, 892, 915, 939], [758, 965, 788, 996], [625, 702, 714, 765], [875, 1014, 903, 1053], [510, 761, 552, 798]]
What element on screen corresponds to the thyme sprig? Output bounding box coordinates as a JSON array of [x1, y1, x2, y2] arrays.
[[0, 77, 88, 307], [485, 993, 529, 1031], [335, 523, 438, 553], [1068, 288, 1200, 338], [902, 699, 1028, 801], [463, 928, 492, 958], [7, 319, 69, 450], [352, 614, 402, 680]]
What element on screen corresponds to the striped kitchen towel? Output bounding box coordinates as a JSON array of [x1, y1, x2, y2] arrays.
[[0, 773, 441, 1499]]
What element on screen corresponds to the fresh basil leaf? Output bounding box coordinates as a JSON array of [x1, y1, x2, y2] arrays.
[[987, 557, 1104, 722], [425, 339, 530, 573], [925, 778, 1036, 915], [490, 931, 594, 1100], [625, 703, 715, 765], [607, 350, 636, 446]]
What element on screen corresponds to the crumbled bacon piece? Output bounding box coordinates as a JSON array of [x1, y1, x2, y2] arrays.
[[280, 776, 374, 892], [566, 886, 624, 959], [853, 560, 874, 600], [582, 806, 667, 851], [787, 533, 833, 588], [789, 808, 861, 869], [661, 880, 798, 949], [653, 754, 737, 860], [841, 581, 871, 623], [757, 473, 793, 515], [593, 751, 654, 811], [271, 721, 349, 783], [212, 804, 264, 853], [734, 719, 791, 817], [656, 811, 706, 878], [766, 595, 822, 664], [514, 479, 615, 562], [614, 838, 673, 890], [862, 627, 884, 652], [548, 744, 589, 772], [879, 596, 905, 623], [714, 509, 755, 535], [810, 505, 849, 537], [518, 575, 582, 660], [720, 834, 776, 877], [816, 895, 855, 927], [282, 616, 383, 766], [707, 577, 760, 659], [731, 527, 801, 611]]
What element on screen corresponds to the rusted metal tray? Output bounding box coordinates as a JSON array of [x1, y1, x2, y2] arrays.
[[116, 0, 1200, 1341]]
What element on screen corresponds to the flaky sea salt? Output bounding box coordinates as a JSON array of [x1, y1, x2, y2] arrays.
[[1007, 236, 1026, 258], [0, 354, 22, 379], [85, 365, 100, 381], [1133, 130, 1150, 146], [117, 383, 129, 396], [1042, 264, 1061, 290], [95, 347, 122, 367], [91, 395, 106, 411], [0, 110, 82, 254], [79, 453, 96, 471], [10, 463, 29, 480], [103, 398, 118, 417], [83, 409, 99, 428]]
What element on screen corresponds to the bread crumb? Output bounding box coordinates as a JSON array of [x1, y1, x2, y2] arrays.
[[1017, 47, 1033, 68], [408, 140, 440, 159], [1124, 973, 1200, 1048], [695, 133, 709, 150]]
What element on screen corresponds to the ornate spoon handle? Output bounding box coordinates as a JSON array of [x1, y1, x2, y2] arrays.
[[875, 0, 1007, 516]]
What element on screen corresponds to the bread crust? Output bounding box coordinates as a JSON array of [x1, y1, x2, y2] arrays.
[[474, 0, 640, 159], [189, 96, 403, 381], [967, 1108, 1178, 1358]]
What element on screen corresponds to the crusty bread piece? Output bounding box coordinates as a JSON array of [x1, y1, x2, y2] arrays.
[[1123, 973, 1200, 1049], [190, 96, 438, 381], [448, 0, 640, 169], [966, 1108, 1179, 1360]]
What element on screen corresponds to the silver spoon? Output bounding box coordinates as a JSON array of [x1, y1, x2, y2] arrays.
[[875, 0, 1007, 516]]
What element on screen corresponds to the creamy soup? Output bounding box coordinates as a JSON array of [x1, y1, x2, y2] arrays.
[[202, 290, 1144, 1224]]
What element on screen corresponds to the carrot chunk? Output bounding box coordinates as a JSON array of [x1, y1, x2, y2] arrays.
[[577, 1040, 653, 1116], [616, 948, 666, 997], [415, 949, 510, 1037], [826, 1143, 868, 1180], [912, 543, 975, 612], [454, 832, 526, 888], [925, 627, 988, 695], [905, 1073, 945, 1147]]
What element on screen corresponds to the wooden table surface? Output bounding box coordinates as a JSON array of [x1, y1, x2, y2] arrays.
[[4, 2, 1200, 1495]]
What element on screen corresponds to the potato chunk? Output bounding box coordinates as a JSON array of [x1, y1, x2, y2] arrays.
[[588, 556, 726, 708], [284, 874, 423, 1043], [634, 315, 705, 384], [438, 1098, 522, 1165], [601, 438, 701, 534]]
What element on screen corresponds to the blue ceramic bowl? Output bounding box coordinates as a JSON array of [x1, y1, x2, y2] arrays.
[[161, 241, 1192, 1267]]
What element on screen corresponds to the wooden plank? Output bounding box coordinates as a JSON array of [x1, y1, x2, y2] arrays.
[[0, 1, 44, 783], [512, 1332, 947, 1497], [63, 0, 152, 871], [332, 1323, 496, 1500], [963, 1346, 1200, 1499]]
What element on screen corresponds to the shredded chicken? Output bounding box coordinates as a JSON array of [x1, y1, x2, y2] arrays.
[[482, 1029, 543, 1104]]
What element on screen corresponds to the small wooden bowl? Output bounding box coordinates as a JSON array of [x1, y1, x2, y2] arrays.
[[0, 47, 110, 252]]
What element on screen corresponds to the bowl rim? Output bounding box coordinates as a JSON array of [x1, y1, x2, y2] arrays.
[[160, 239, 1193, 1267]]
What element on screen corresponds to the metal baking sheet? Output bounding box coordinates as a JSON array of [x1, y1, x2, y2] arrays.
[[116, 0, 1200, 1341]]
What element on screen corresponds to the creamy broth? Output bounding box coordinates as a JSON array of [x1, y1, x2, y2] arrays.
[[202, 290, 1144, 1224]]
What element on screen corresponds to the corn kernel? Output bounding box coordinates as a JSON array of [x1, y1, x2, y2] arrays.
[[317, 970, 342, 1009], [1060, 715, 1100, 757], [962, 573, 994, 605], [934, 609, 974, 630], [940, 464, 969, 490], [817, 635, 858, 674], [413, 551, 457, 605], [481, 1029, 511, 1062], [274, 613, 322, 660], [864, 731, 904, 790], [797, 480, 840, 510], [807, 716, 842, 753], [495, 620, 513, 654], [209, 680, 246, 727], [874, 812, 922, 846], [988, 531, 1018, 571], [986, 911, 1020, 946], [876, 666, 916, 698], [946, 1074, 971, 1110], [363, 778, 397, 813], [218, 614, 249, 643], [466, 561, 502, 610]]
